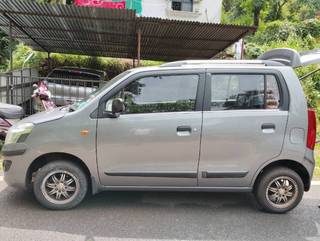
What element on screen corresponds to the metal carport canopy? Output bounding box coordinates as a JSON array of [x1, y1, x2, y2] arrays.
[[0, 0, 256, 62]]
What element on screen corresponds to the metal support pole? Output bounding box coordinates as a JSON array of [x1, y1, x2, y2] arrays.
[[9, 20, 13, 104], [240, 38, 244, 60], [137, 28, 141, 67], [9, 21, 13, 72], [47, 52, 51, 73], [132, 58, 136, 68]]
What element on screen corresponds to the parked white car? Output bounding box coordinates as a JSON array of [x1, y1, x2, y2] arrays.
[[46, 67, 107, 106]]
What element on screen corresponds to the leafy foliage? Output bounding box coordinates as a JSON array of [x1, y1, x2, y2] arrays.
[[6, 44, 159, 79], [223, 0, 320, 119], [0, 30, 10, 71], [223, 0, 320, 26]]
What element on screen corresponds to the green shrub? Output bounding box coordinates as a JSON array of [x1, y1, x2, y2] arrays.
[[10, 45, 161, 79], [245, 42, 264, 59], [294, 19, 320, 39], [249, 19, 320, 46]]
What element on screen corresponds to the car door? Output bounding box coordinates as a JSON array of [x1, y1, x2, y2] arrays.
[[97, 70, 205, 187], [198, 69, 289, 188]]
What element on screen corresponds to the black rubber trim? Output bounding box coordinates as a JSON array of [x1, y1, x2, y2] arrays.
[[104, 171, 197, 178], [202, 171, 248, 178], [90, 108, 98, 119]]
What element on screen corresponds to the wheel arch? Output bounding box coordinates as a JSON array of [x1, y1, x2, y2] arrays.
[[253, 159, 311, 192], [26, 152, 98, 194]]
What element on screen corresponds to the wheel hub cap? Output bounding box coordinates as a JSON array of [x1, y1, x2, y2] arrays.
[[40, 171, 80, 205], [265, 176, 298, 209], [57, 183, 65, 191], [278, 188, 285, 195]]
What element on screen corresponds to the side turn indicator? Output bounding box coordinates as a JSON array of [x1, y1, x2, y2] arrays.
[[80, 130, 89, 137]]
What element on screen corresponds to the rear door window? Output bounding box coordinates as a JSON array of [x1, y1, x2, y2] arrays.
[[210, 74, 281, 110]]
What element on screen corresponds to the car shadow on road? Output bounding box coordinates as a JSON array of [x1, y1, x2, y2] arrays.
[[0, 186, 319, 241]]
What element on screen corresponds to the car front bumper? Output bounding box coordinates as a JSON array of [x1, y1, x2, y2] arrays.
[[2, 143, 30, 189]]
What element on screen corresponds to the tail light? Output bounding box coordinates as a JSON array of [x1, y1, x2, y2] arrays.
[[307, 109, 317, 150]]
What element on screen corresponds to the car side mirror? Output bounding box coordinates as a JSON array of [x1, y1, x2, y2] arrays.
[[112, 98, 125, 113], [105, 98, 125, 118]]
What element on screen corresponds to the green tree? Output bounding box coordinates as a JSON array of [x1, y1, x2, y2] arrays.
[[0, 30, 9, 71], [265, 0, 287, 21], [222, 0, 320, 26]]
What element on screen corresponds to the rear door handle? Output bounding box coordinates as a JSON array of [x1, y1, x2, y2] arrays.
[[177, 126, 192, 136]]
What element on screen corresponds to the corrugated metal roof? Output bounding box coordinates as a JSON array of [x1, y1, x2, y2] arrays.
[[0, 0, 256, 61]]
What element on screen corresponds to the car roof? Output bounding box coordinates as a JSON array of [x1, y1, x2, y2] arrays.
[[127, 60, 290, 75], [160, 60, 284, 67]]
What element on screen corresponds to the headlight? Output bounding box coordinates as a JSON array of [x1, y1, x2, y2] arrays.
[[5, 123, 34, 144]]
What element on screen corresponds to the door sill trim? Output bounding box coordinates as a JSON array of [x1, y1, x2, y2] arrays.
[[98, 185, 252, 192], [104, 171, 197, 178]]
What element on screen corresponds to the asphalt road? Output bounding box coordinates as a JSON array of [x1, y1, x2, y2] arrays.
[[0, 180, 319, 241]]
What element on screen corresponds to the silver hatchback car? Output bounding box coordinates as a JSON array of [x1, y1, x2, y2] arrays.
[[2, 48, 318, 213]]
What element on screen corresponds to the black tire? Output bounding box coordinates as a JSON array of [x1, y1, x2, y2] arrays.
[[254, 167, 304, 214], [33, 161, 88, 210]]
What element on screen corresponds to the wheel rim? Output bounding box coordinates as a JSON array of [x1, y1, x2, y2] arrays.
[[40, 170, 80, 205], [265, 176, 299, 209]]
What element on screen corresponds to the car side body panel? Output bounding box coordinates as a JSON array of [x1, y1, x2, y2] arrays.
[[2, 65, 314, 194]]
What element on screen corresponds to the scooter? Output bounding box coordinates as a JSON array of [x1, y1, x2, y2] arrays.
[[0, 103, 24, 141], [32, 80, 56, 112]]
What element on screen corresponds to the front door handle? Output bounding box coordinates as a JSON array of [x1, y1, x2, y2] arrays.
[[261, 123, 276, 133], [177, 126, 192, 132], [177, 126, 192, 136]]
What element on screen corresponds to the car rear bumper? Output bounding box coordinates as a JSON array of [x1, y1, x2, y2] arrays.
[[303, 148, 316, 191]]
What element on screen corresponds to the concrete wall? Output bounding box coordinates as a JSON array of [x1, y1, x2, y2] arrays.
[[138, 0, 222, 23], [76, 0, 222, 23]]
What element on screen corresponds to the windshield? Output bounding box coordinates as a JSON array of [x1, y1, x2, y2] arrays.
[[70, 70, 132, 111]]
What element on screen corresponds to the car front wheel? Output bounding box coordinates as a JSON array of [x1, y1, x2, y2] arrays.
[[33, 161, 88, 210], [254, 167, 304, 213]]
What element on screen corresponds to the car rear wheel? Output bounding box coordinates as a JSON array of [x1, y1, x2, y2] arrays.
[[254, 167, 304, 213], [33, 161, 88, 210]]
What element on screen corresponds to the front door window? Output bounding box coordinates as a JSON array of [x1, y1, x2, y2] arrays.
[[109, 74, 199, 114]]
